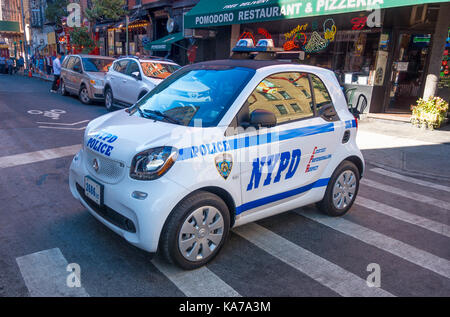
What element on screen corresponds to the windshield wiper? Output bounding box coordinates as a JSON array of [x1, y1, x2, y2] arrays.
[[143, 109, 181, 124]]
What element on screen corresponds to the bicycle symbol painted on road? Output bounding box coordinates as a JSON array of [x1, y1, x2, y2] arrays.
[[27, 109, 66, 120]]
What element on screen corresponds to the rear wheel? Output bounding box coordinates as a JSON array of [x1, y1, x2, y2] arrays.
[[104, 87, 115, 112], [79, 85, 91, 104], [60, 80, 68, 96], [316, 161, 360, 217], [160, 191, 230, 270]]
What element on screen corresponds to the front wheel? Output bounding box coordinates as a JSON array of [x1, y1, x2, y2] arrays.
[[159, 191, 230, 270], [79, 85, 91, 104], [316, 160, 360, 217], [104, 88, 115, 112]]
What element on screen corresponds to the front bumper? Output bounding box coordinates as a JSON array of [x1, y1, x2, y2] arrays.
[[69, 149, 189, 253], [88, 84, 105, 101]]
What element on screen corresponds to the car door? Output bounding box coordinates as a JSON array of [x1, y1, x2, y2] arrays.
[[71, 57, 83, 93], [236, 71, 341, 218], [111, 59, 130, 104], [64, 57, 76, 92], [123, 60, 142, 104]]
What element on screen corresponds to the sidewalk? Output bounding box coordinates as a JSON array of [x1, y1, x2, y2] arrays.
[[18, 69, 54, 82], [357, 119, 450, 180]]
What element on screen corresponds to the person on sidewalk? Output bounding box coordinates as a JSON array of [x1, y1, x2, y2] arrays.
[[7, 57, 14, 75], [17, 56, 24, 74], [0, 55, 6, 74], [50, 54, 62, 93]]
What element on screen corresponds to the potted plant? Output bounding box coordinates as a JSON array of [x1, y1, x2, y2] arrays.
[[410, 97, 449, 130]]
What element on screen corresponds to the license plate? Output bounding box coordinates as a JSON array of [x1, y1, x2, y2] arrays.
[[84, 176, 103, 206]]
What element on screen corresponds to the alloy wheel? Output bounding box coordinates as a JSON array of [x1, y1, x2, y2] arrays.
[[332, 170, 357, 210]]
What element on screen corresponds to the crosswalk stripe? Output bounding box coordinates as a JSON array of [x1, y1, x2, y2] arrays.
[[0, 144, 80, 168], [16, 248, 89, 297], [296, 210, 450, 279], [356, 196, 450, 238], [233, 223, 394, 297], [151, 256, 241, 297], [370, 168, 450, 193], [361, 178, 450, 211]]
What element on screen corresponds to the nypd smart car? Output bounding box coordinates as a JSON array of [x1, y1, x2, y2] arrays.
[[69, 42, 364, 269]]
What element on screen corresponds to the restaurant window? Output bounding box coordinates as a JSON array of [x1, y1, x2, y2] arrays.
[[247, 72, 314, 124]]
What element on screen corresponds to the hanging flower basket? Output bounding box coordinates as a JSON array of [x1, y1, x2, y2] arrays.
[[410, 97, 449, 130]]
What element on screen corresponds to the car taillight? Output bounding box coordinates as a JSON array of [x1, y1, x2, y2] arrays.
[[355, 117, 358, 129]]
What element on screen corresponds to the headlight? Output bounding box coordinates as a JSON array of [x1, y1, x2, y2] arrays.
[[130, 146, 178, 180], [90, 79, 103, 86]]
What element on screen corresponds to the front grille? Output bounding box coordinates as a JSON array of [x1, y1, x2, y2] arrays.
[[85, 149, 126, 184], [76, 183, 136, 233]]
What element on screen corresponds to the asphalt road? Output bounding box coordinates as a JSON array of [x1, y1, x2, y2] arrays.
[[0, 74, 449, 297]]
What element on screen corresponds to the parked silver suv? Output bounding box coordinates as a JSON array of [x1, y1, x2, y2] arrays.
[[103, 56, 181, 111], [60, 54, 115, 104]]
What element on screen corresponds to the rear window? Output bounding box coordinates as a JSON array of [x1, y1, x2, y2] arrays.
[[82, 58, 113, 72], [140, 62, 181, 79]]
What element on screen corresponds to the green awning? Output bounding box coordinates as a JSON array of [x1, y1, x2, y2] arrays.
[[184, 0, 449, 29], [0, 21, 21, 33], [145, 32, 184, 51]]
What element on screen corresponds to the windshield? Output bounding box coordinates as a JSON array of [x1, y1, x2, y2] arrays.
[[134, 67, 255, 127], [140, 62, 181, 79], [82, 58, 113, 72]]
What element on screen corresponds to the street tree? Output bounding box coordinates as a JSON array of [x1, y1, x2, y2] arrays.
[[45, 0, 69, 27], [84, 0, 128, 22]]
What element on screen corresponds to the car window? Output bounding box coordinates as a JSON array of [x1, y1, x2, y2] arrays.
[[113, 60, 129, 74], [247, 72, 314, 125], [134, 67, 255, 127], [72, 57, 81, 71], [66, 57, 75, 70], [140, 62, 180, 79], [310, 74, 333, 111], [62, 56, 70, 68], [82, 58, 112, 72], [126, 61, 140, 76]]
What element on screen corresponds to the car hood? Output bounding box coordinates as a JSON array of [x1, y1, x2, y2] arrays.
[[84, 109, 201, 166], [86, 72, 106, 80]]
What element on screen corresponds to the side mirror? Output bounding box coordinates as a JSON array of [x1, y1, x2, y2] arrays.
[[73, 65, 82, 73], [249, 109, 277, 128], [131, 71, 141, 80]]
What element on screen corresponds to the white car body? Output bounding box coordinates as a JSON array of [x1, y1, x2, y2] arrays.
[[104, 57, 180, 107], [69, 60, 364, 260]]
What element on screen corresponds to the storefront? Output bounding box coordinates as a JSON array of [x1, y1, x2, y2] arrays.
[[0, 20, 23, 58], [184, 0, 450, 114]]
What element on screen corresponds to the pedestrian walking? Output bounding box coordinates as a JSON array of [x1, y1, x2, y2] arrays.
[[17, 56, 24, 74], [0, 55, 5, 74], [7, 57, 14, 75], [50, 53, 62, 93]]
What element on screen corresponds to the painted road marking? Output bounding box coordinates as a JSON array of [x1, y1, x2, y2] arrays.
[[356, 196, 450, 238], [36, 120, 89, 126], [296, 210, 450, 279], [233, 223, 394, 297], [38, 125, 87, 130], [370, 168, 450, 193], [152, 256, 241, 297], [0, 144, 80, 169], [16, 248, 89, 297], [361, 178, 450, 211]]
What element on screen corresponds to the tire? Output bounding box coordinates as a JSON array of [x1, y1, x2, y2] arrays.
[[79, 85, 91, 104], [60, 80, 68, 96], [316, 160, 360, 217], [160, 191, 230, 270], [104, 87, 115, 112]]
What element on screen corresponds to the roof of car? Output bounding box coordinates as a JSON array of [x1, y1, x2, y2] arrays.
[[71, 54, 114, 59], [190, 59, 295, 70]]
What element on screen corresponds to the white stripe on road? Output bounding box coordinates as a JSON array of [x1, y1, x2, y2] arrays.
[[16, 248, 89, 297], [152, 256, 241, 297], [361, 178, 450, 211], [0, 144, 80, 168], [38, 125, 87, 130], [296, 210, 450, 279], [356, 196, 450, 238], [233, 223, 393, 297], [370, 168, 450, 193], [36, 120, 89, 126]]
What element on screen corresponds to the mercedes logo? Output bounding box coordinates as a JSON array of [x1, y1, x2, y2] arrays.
[[92, 158, 99, 172]]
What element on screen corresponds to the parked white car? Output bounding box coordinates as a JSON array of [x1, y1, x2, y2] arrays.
[[103, 56, 181, 111], [69, 58, 364, 269]]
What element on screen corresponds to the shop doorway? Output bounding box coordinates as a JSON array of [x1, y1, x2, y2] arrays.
[[387, 31, 432, 113]]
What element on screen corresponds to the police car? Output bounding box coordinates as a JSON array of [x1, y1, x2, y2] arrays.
[[69, 40, 364, 269]]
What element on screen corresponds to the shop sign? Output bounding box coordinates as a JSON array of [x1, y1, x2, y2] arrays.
[[184, 0, 448, 29]]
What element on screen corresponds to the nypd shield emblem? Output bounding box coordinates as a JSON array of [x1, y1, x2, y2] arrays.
[[215, 153, 233, 180]]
